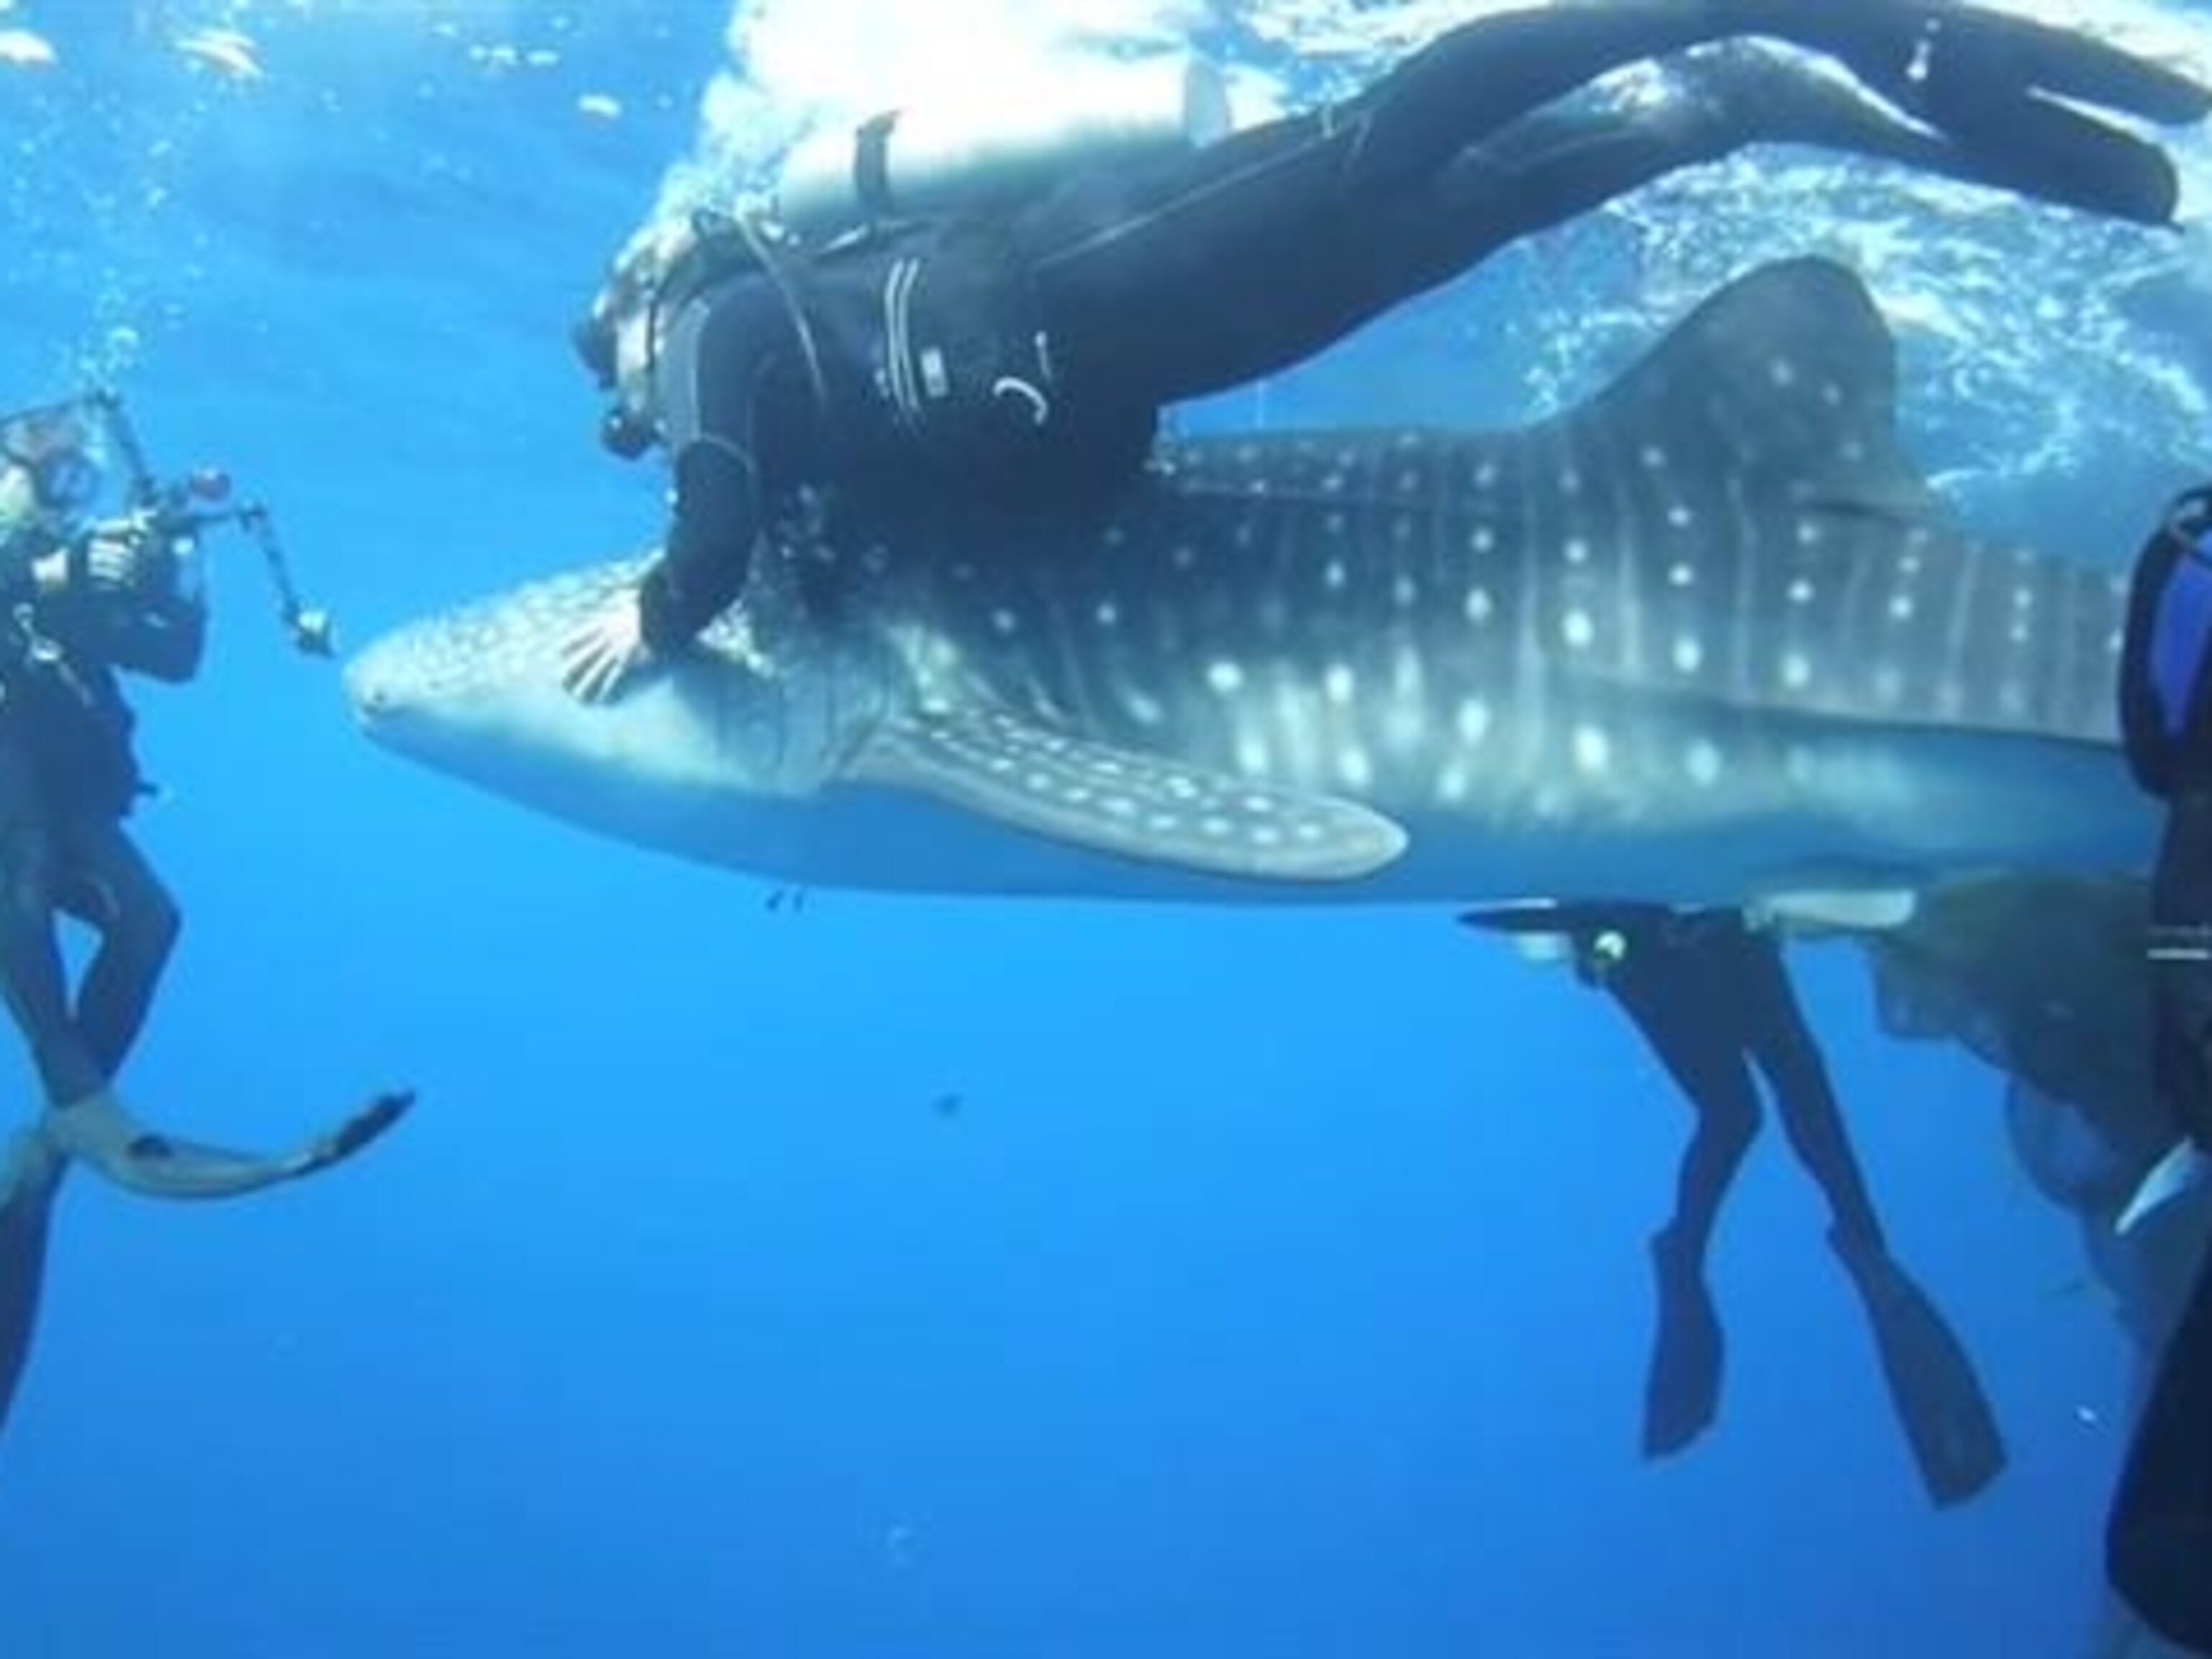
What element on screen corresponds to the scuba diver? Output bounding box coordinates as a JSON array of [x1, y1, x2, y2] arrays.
[[1460, 902, 2005, 1506], [2108, 481, 2212, 1655], [559, 0, 2210, 702], [0, 391, 403, 1444]]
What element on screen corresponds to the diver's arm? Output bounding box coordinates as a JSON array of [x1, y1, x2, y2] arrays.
[[635, 435, 760, 654], [633, 279, 788, 655]]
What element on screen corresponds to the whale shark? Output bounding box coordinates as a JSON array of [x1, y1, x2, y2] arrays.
[[343, 258, 2154, 908]]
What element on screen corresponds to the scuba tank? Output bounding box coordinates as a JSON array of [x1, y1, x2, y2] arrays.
[[769, 50, 1235, 238]]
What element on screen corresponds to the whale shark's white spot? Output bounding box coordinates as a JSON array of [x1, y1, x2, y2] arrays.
[[1233, 732, 1271, 776], [1999, 682, 2028, 719], [2107, 629, 2124, 657], [1899, 551, 1924, 577], [1324, 511, 1348, 539], [1469, 526, 1497, 556], [1474, 461, 1498, 490], [1820, 379, 1844, 408], [1788, 577, 1816, 606], [1573, 725, 1610, 774], [1780, 652, 1812, 691], [1206, 660, 1245, 696], [1565, 536, 1591, 566], [1768, 356, 1799, 388], [1094, 600, 1120, 630], [1640, 444, 1668, 470], [1685, 739, 1723, 787], [1872, 665, 1904, 704], [1840, 438, 1866, 464], [1673, 636, 1704, 675], [2012, 585, 2036, 611], [1434, 762, 1470, 804], [1233, 520, 1256, 551], [1560, 467, 1583, 498], [1391, 573, 1419, 610], [1383, 703, 1426, 754], [1794, 519, 1823, 549], [1889, 595, 1917, 623], [1937, 681, 1965, 717], [1125, 691, 1164, 727], [1668, 562, 1695, 588], [1395, 469, 1421, 498], [2008, 620, 2033, 647], [1200, 815, 1233, 839], [990, 608, 1019, 637], [1323, 559, 1349, 592], [1667, 503, 1694, 530], [1465, 586, 1495, 624], [1323, 665, 1357, 706], [1562, 609, 1596, 650], [1336, 747, 1373, 791], [1170, 543, 1197, 572], [1456, 699, 1492, 745]]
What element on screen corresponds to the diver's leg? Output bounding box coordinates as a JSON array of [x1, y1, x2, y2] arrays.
[[1730, 924, 1888, 1249], [1730, 924, 2010, 1503], [1018, 1, 1895, 395], [1606, 936, 1760, 1457], [0, 751, 104, 1108], [55, 819, 179, 1082]]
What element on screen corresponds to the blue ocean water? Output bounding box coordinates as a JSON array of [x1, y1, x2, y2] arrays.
[[0, 1, 2206, 1653]]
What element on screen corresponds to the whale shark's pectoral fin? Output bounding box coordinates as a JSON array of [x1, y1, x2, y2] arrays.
[[42, 1087, 415, 1200], [853, 704, 1408, 881], [0, 1126, 65, 1443]]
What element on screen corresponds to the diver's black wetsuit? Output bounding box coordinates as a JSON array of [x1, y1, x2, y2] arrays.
[[2108, 482, 2212, 1655], [1462, 902, 2005, 1502], [588, 0, 2211, 654], [0, 521, 202, 1108]]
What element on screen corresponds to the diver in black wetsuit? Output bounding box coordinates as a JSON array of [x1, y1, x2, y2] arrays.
[[0, 396, 410, 1453], [559, 0, 2212, 701], [0, 405, 199, 1118], [2108, 482, 2212, 1656], [1462, 903, 2005, 1506]]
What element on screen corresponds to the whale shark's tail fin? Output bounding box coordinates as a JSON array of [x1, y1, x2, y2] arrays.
[[0, 1126, 65, 1444]]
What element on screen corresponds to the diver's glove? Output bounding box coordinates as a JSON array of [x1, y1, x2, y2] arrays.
[[559, 585, 655, 704]]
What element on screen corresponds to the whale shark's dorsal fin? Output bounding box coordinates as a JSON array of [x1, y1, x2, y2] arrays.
[[1565, 254, 1943, 527]]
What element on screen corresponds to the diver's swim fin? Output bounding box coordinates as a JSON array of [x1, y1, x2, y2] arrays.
[[1808, 2, 2212, 127], [0, 1127, 65, 1443], [42, 1087, 414, 1200], [1831, 1228, 2007, 1506], [2108, 1232, 2212, 1655], [1643, 1225, 1725, 1457]]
